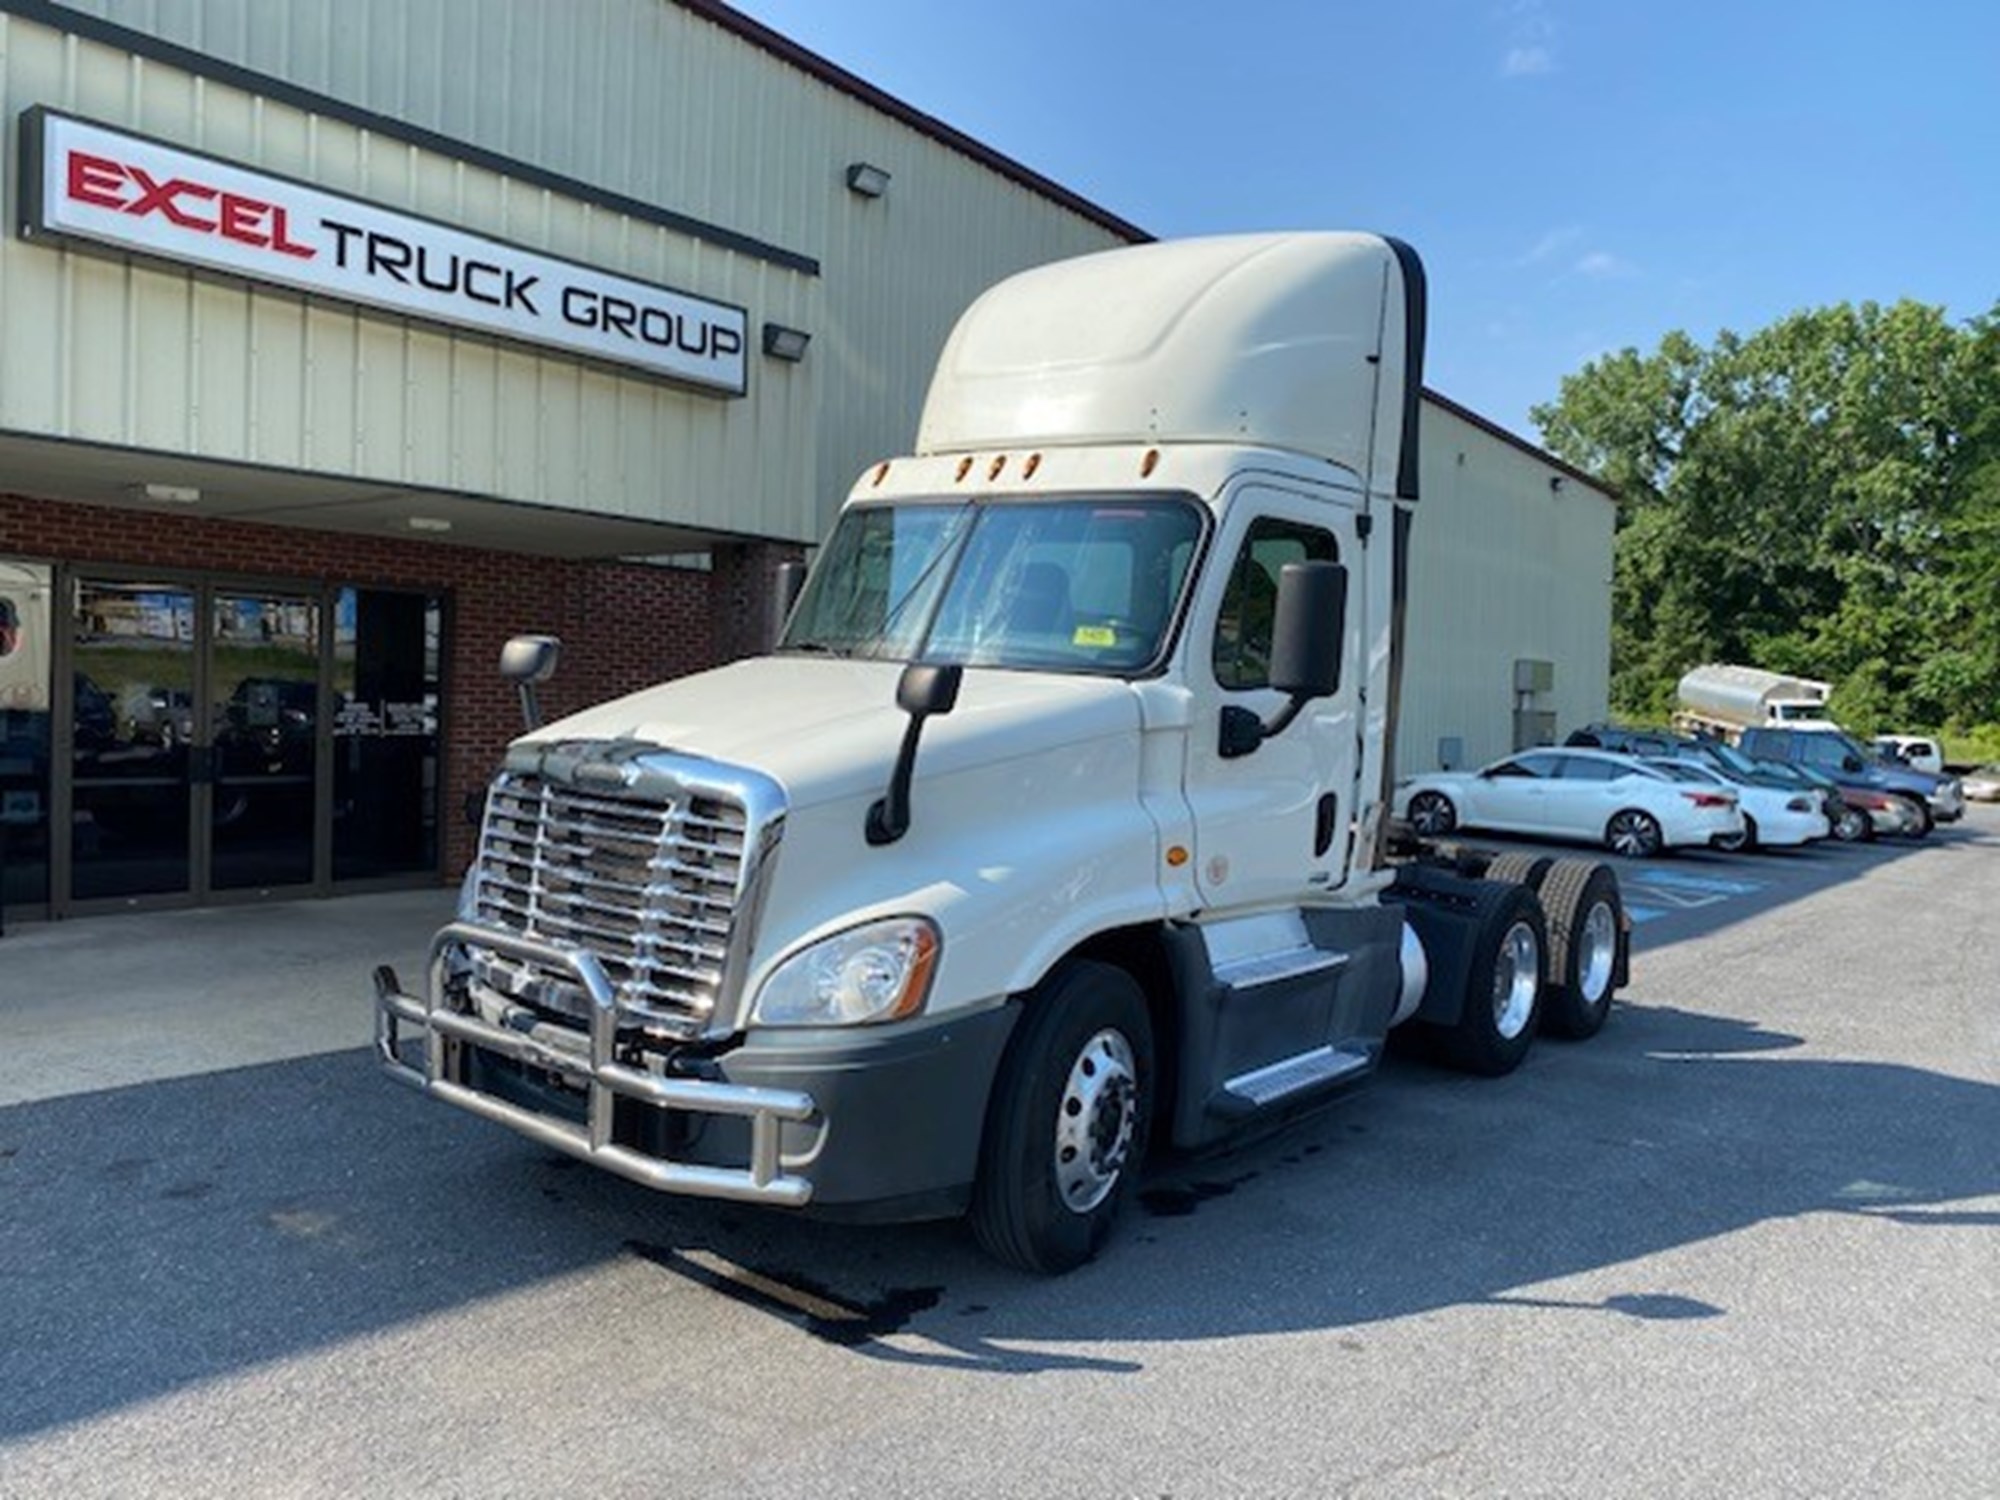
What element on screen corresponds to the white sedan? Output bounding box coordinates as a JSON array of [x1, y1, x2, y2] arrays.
[[1642, 758, 1828, 850], [1394, 747, 1744, 858]]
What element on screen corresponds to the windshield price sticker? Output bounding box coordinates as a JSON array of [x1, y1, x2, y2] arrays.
[[19, 108, 748, 394]]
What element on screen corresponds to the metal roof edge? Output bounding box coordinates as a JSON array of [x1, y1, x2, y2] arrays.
[[1420, 386, 1618, 503], [676, 0, 1155, 245]]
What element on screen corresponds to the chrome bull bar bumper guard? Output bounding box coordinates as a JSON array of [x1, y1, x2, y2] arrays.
[[374, 921, 816, 1207]]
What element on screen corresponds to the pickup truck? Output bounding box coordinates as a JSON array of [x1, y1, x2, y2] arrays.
[[1738, 727, 1963, 836]]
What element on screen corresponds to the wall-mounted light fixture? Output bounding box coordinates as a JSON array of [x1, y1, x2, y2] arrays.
[[845, 161, 891, 199], [763, 323, 812, 362], [138, 482, 201, 504], [1549, 475, 1566, 493]]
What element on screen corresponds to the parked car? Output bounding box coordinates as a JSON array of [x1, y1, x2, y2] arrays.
[[1748, 760, 1870, 842], [1848, 785, 1927, 838], [1570, 725, 1858, 845], [1961, 764, 2000, 802], [1738, 726, 1963, 836], [1641, 758, 1828, 851], [1873, 734, 1945, 774], [1566, 722, 1702, 759], [1395, 747, 1743, 858]]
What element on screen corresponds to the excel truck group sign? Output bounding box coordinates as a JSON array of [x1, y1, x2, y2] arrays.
[[18, 109, 748, 394]]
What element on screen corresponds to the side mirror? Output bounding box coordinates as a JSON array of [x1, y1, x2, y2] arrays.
[[1268, 560, 1347, 698], [1219, 560, 1348, 759], [499, 634, 561, 730], [1843, 754, 1864, 774], [867, 663, 964, 846]]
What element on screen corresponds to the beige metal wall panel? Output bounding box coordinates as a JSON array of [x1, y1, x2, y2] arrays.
[[35, 1, 1132, 544], [0, 10, 823, 544], [1399, 403, 1615, 777]]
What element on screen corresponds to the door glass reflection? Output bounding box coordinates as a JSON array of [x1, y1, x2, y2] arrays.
[[210, 593, 319, 890], [333, 589, 441, 880], [71, 580, 195, 901], [1, 560, 54, 910]]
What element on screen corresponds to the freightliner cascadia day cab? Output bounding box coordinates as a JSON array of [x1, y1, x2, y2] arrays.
[[374, 233, 1632, 1273]]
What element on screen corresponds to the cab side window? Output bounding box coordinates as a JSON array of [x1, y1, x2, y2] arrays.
[[1213, 517, 1339, 690]]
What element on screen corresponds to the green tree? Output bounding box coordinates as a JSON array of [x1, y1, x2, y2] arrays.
[[1532, 300, 2000, 740]]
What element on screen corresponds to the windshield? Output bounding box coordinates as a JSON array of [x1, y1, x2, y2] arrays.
[[1702, 740, 1759, 776], [783, 497, 1205, 674], [1649, 761, 1716, 784]]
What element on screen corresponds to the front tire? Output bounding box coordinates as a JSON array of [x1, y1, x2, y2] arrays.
[[1605, 809, 1664, 859], [1714, 814, 1758, 854], [1831, 804, 1872, 843], [1897, 796, 1934, 838], [1407, 791, 1458, 837], [971, 961, 1154, 1274]]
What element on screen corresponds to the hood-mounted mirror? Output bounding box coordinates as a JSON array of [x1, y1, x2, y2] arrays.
[[499, 634, 561, 730], [866, 663, 963, 846]]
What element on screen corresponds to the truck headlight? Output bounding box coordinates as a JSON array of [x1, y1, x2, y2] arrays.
[[751, 917, 940, 1027]]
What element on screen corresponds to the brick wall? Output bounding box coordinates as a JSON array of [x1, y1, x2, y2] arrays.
[[1, 493, 803, 878]]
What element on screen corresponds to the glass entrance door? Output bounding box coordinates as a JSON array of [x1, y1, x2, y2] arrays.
[[58, 571, 437, 912], [208, 591, 320, 892], [70, 579, 197, 902]]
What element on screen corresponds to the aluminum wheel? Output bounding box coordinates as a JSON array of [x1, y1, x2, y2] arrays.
[[1606, 810, 1663, 858], [1053, 1028, 1139, 1214], [1408, 792, 1456, 837], [1490, 918, 1541, 1041], [1578, 898, 1618, 1004]]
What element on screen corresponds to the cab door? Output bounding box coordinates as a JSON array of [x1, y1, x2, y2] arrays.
[[1182, 484, 1362, 909]]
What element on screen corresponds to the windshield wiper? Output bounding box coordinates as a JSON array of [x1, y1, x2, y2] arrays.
[[868, 507, 976, 657]]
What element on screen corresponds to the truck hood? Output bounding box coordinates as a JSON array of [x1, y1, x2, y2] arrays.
[[518, 655, 1142, 809]]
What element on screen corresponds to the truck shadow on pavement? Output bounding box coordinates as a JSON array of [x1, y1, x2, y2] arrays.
[[3, 995, 1994, 1415]]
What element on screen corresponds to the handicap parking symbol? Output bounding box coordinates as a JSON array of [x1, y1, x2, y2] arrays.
[[1620, 868, 1766, 924]]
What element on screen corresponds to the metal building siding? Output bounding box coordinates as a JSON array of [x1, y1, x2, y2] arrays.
[[23, 1, 1130, 543], [1398, 403, 1614, 777], [0, 10, 823, 540]]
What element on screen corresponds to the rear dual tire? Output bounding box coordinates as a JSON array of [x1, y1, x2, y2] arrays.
[[1426, 881, 1548, 1077], [1478, 855, 1622, 1042], [1536, 860, 1623, 1040]]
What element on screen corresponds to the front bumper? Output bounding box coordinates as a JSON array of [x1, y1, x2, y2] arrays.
[[374, 922, 1017, 1218], [375, 922, 818, 1207]]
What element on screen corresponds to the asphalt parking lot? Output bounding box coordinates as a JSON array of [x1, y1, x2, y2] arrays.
[[1, 809, 1995, 1497]]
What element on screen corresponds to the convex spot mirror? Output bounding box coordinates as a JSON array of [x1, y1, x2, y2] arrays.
[[868, 662, 964, 846], [500, 634, 561, 731], [500, 635, 561, 684]]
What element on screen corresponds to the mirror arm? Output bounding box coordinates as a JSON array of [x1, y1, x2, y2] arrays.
[[517, 681, 544, 732], [1260, 693, 1310, 741], [1218, 693, 1312, 759], [866, 714, 928, 845]]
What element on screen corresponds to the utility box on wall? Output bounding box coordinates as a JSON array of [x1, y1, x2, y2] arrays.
[[1512, 658, 1556, 751], [1513, 658, 1555, 695]]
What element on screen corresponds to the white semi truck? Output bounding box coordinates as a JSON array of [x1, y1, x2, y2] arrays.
[[374, 233, 1630, 1272]]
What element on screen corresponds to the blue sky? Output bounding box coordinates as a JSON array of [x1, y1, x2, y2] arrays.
[[729, 0, 1997, 441]]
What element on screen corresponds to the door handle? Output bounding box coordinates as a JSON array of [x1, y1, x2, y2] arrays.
[[1314, 793, 1339, 857]]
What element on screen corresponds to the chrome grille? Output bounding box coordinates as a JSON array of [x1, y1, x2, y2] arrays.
[[469, 768, 750, 1036]]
